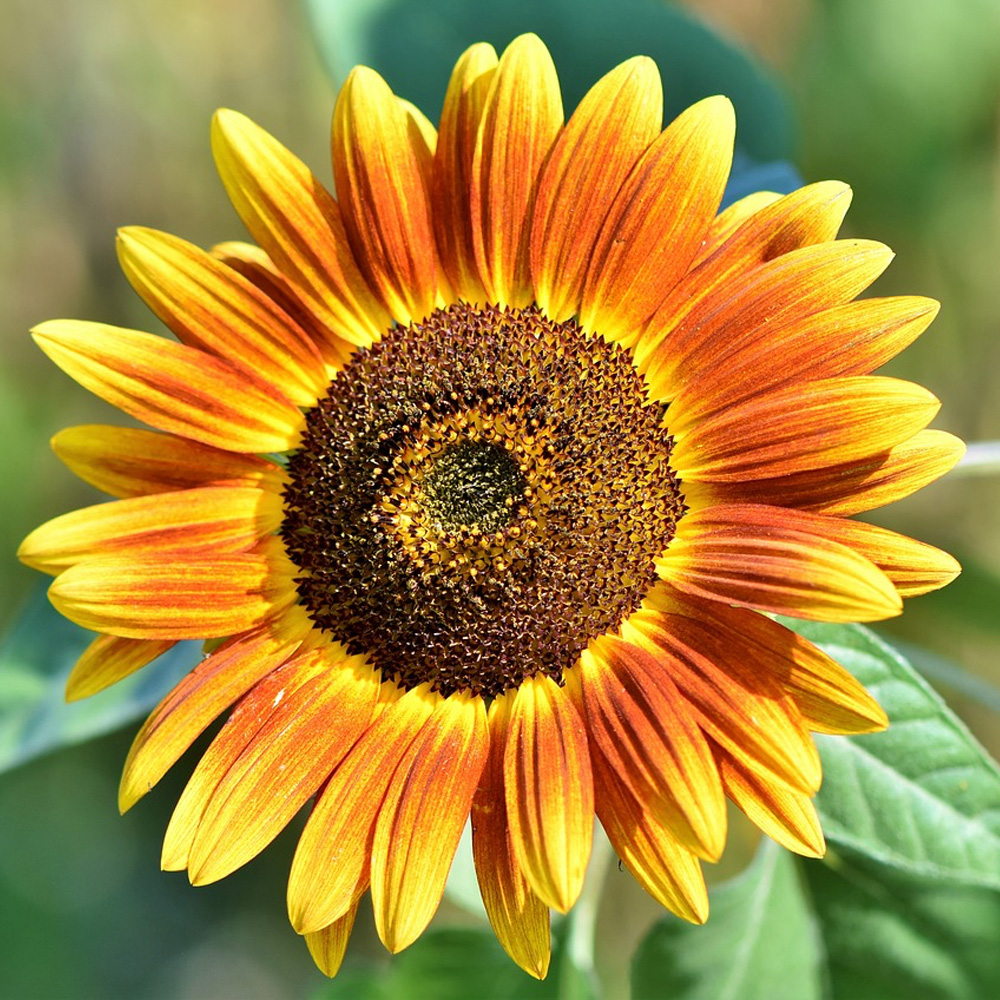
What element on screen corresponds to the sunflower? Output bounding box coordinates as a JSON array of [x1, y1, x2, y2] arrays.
[[20, 33, 962, 979]]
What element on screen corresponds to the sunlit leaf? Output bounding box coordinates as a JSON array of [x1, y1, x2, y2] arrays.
[[0, 586, 200, 774], [790, 621, 1000, 890], [806, 852, 1000, 1000], [631, 840, 823, 1000]]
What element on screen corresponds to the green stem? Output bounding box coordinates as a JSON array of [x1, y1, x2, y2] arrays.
[[561, 825, 614, 999], [953, 442, 1000, 476]]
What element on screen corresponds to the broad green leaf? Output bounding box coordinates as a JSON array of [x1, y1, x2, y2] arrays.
[[302, 0, 793, 161], [805, 852, 1000, 1000], [0, 586, 200, 773], [631, 840, 824, 1000], [790, 621, 1000, 889], [313, 924, 595, 1000]]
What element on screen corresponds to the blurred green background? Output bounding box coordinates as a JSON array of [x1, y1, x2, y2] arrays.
[[2, 0, 998, 997]]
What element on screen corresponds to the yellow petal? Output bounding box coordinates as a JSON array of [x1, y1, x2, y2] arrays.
[[471, 693, 551, 979], [530, 56, 663, 321], [504, 674, 593, 913], [66, 634, 176, 701], [117, 226, 327, 406], [119, 614, 309, 811], [33, 321, 303, 454], [371, 691, 489, 953], [471, 33, 563, 308], [580, 96, 734, 343], [211, 109, 389, 353], [658, 504, 903, 623], [287, 683, 437, 935], [305, 902, 360, 979], [19, 486, 282, 575], [433, 43, 499, 303], [51, 424, 284, 498], [332, 67, 439, 324]]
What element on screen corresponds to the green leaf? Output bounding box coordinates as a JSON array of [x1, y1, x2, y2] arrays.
[[0, 586, 200, 773], [631, 840, 824, 1000], [313, 924, 594, 1000], [805, 852, 1000, 1000], [789, 621, 1000, 890], [301, 0, 793, 161]]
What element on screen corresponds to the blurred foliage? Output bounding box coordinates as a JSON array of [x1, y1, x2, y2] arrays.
[[0, 586, 200, 774], [2, 0, 999, 998]]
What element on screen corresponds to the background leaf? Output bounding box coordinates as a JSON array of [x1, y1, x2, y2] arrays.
[[313, 923, 596, 1000], [790, 621, 1000, 890], [0, 586, 200, 774], [631, 840, 824, 1000], [805, 852, 1000, 1000], [302, 0, 794, 162]]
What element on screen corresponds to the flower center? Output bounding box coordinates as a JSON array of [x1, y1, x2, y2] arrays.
[[281, 303, 684, 698], [422, 440, 525, 534]]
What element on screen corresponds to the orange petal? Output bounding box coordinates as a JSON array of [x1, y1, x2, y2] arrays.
[[161, 644, 330, 871], [332, 67, 439, 324], [211, 241, 354, 370], [657, 504, 902, 623], [49, 551, 292, 640], [817, 518, 961, 598], [643, 240, 895, 401], [305, 901, 361, 978], [66, 634, 176, 701], [51, 424, 285, 499], [633, 180, 853, 371], [471, 693, 551, 980], [591, 744, 708, 923], [211, 109, 389, 353], [433, 43, 498, 303], [187, 652, 381, 885], [670, 376, 940, 481], [119, 616, 309, 811], [570, 638, 726, 861], [19, 486, 282, 575], [651, 592, 887, 735], [579, 96, 734, 342], [691, 190, 782, 268], [504, 674, 593, 913], [471, 33, 563, 308], [117, 227, 327, 407], [716, 748, 825, 858], [287, 683, 437, 934], [530, 56, 663, 321], [371, 691, 489, 953], [623, 606, 822, 793], [697, 429, 966, 515], [32, 321, 303, 454], [670, 296, 940, 430]]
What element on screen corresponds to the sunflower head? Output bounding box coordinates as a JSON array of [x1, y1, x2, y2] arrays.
[[20, 32, 962, 981]]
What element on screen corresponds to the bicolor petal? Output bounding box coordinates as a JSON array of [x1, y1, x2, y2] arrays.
[[530, 56, 663, 321], [504, 674, 593, 913], [211, 109, 389, 353], [658, 504, 903, 623], [332, 67, 439, 324], [471, 693, 551, 979], [51, 425, 285, 499], [33, 321, 303, 454], [471, 34, 563, 307]]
